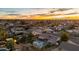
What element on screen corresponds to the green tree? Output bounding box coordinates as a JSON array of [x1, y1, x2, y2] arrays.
[[60, 31, 69, 42], [6, 39, 14, 51], [16, 35, 26, 44], [68, 24, 75, 30], [27, 32, 34, 43], [51, 23, 59, 27], [0, 27, 7, 41]]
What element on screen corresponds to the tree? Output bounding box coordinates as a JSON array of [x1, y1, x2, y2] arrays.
[[27, 32, 34, 43], [51, 23, 59, 27], [0, 27, 7, 41], [60, 31, 69, 42], [6, 39, 14, 51], [16, 35, 26, 44], [68, 24, 75, 30], [16, 32, 34, 44]]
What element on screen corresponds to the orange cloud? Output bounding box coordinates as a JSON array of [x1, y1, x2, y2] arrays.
[[0, 14, 79, 20]]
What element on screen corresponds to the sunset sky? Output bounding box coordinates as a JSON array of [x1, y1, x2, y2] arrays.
[[0, 8, 79, 20]]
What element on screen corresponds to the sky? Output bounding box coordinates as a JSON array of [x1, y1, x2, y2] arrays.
[[0, 8, 53, 15], [0, 8, 78, 15], [0, 8, 79, 19]]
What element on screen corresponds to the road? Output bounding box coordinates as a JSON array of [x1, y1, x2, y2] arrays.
[[59, 37, 79, 51]]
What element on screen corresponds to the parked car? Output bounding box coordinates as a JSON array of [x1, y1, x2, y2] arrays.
[[0, 48, 9, 51]]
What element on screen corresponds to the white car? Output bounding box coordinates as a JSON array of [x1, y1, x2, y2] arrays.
[[0, 48, 9, 51]]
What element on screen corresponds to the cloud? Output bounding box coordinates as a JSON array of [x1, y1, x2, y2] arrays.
[[0, 8, 79, 19], [0, 8, 78, 16]]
